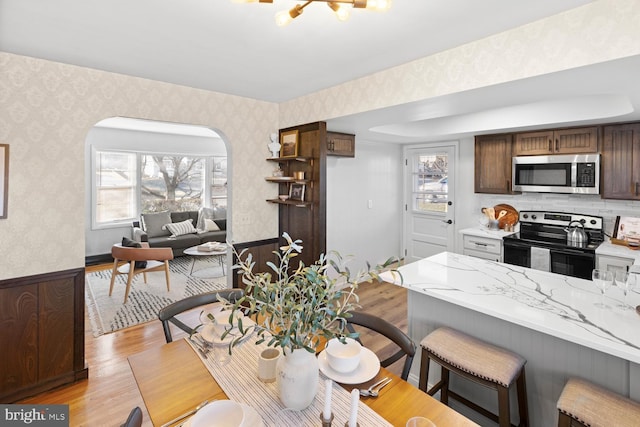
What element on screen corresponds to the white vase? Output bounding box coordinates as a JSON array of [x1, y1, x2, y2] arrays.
[[276, 348, 319, 410]]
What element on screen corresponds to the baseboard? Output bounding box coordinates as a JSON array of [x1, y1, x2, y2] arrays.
[[85, 253, 112, 266]]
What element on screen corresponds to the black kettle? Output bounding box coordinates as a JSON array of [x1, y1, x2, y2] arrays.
[[565, 221, 588, 248]]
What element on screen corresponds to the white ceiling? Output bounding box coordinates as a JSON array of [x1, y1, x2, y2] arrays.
[[2, 0, 639, 142]]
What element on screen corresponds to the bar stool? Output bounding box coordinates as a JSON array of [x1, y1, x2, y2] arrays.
[[557, 377, 640, 427], [419, 327, 529, 427]]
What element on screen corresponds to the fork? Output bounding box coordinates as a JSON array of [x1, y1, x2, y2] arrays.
[[359, 377, 391, 397]]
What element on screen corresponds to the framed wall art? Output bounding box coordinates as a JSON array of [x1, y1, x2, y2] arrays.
[[0, 144, 8, 219], [289, 183, 305, 201], [280, 130, 299, 158]]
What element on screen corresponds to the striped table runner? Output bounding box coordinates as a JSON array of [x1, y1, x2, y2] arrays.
[[186, 336, 392, 427]]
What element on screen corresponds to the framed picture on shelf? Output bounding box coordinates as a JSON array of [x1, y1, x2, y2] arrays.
[[613, 216, 640, 246], [280, 130, 299, 158], [289, 183, 305, 201], [0, 144, 8, 219]]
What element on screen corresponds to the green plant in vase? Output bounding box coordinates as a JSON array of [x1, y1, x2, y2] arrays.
[[222, 232, 401, 410]]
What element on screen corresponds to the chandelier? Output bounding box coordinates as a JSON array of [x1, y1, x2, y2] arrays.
[[232, 0, 392, 27]]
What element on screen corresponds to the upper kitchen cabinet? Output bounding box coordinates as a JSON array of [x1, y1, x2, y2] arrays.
[[326, 131, 355, 157], [601, 123, 640, 200], [513, 126, 598, 156], [475, 133, 514, 194]]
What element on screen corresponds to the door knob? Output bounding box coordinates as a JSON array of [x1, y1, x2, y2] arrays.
[[442, 219, 453, 224]]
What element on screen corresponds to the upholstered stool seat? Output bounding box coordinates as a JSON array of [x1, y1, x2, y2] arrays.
[[419, 327, 529, 427], [557, 377, 640, 427]]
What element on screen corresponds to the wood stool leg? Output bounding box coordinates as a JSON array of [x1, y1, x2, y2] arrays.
[[419, 348, 430, 392], [440, 366, 450, 405], [497, 385, 511, 427], [516, 369, 530, 427], [557, 412, 573, 427]]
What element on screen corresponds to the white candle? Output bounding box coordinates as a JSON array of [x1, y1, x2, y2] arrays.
[[348, 388, 359, 427], [323, 379, 333, 421]]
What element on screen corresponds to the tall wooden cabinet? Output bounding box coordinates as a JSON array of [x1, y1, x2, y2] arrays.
[[266, 122, 328, 267], [474, 133, 514, 194], [601, 123, 640, 200]]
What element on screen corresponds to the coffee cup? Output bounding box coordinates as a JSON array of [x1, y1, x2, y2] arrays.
[[258, 348, 281, 382]]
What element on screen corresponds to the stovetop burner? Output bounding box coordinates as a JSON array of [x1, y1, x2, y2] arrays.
[[504, 211, 604, 252]]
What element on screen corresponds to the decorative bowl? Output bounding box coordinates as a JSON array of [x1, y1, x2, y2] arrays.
[[325, 337, 362, 373], [278, 195, 290, 201]]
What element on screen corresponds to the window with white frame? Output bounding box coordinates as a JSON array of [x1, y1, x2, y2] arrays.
[[94, 150, 226, 227]]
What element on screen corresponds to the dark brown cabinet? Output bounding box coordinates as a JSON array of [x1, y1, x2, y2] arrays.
[[513, 127, 598, 155], [601, 123, 640, 200], [0, 269, 87, 402], [474, 133, 514, 194], [326, 131, 355, 157]]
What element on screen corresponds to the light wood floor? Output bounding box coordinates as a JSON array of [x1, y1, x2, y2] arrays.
[[19, 264, 408, 427]]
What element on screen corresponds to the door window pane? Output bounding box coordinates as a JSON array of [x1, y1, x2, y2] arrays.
[[413, 153, 448, 213]]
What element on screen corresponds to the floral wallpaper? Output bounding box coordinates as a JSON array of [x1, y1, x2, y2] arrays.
[[0, 52, 278, 280], [1, 0, 639, 280]]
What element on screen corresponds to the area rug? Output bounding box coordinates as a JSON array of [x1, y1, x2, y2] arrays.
[[85, 256, 227, 337]]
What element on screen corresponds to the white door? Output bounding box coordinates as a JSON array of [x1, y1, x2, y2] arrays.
[[403, 143, 456, 263]]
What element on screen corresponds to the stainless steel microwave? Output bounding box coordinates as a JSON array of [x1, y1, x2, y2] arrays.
[[512, 153, 600, 194]]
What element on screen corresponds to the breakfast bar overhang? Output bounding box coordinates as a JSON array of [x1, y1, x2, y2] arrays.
[[381, 252, 640, 427]]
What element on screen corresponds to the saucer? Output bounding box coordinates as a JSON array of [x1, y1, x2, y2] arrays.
[[200, 316, 256, 346], [318, 347, 380, 384]]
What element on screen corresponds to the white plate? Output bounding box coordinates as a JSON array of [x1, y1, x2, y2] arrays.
[[318, 347, 380, 384], [200, 316, 256, 346], [182, 402, 264, 427]]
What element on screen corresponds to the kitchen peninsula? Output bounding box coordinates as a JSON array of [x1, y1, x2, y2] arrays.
[[381, 252, 640, 427]]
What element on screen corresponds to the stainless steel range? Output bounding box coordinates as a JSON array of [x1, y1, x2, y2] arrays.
[[502, 211, 605, 280]]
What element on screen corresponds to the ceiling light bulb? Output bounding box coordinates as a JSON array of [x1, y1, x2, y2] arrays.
[[275, 5, 302, 26], [366, 0, 392, 12], [328, 2, 351, 21]]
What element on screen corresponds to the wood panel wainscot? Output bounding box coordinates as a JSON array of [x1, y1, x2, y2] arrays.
[[231, 238, 279, 290], [0, 268, 88, 402]]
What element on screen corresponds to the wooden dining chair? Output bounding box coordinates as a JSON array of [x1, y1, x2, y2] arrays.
[[158, 289, 245, 343], [346, 311, 416, 381], [120, 406, 143, 427], [109, 243, 174, 304]]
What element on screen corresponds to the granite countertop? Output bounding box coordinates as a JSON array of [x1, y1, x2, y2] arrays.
[[381, 252, 640, 364]]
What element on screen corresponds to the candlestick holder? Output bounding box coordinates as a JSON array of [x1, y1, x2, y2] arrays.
[[320, 412, 334, 426]]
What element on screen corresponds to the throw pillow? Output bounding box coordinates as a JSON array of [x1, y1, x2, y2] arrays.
[[141, 212, 172, 238], [204, 218, 220, 231], [121, 237, 147, 269], [163, 219, 197, 237], [196, 207, 216, 231], [213, 219, 227, 230]]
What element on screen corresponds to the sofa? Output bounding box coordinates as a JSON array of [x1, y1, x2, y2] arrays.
[[132, 208, 227, 256]]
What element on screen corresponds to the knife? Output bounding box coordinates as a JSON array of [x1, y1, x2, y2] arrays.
[[160, 400, 209, 427]]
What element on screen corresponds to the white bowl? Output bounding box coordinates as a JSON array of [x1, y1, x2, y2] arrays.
[[325, 337, 362, 373], [278, 195, 290, 201], [190, 400, 244, 427]]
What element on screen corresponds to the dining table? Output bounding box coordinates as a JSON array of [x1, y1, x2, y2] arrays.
[[128, 338, 478, 427]]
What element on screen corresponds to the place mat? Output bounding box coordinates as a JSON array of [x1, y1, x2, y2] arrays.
[[186, 337, 392, 427]]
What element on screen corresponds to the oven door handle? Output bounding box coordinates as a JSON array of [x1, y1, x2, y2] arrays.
[[550, 248, 593, 257], [503, 240, 532, 250]]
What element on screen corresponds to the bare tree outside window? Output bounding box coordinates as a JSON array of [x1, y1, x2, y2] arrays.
[[141, 155, 205, 212]]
